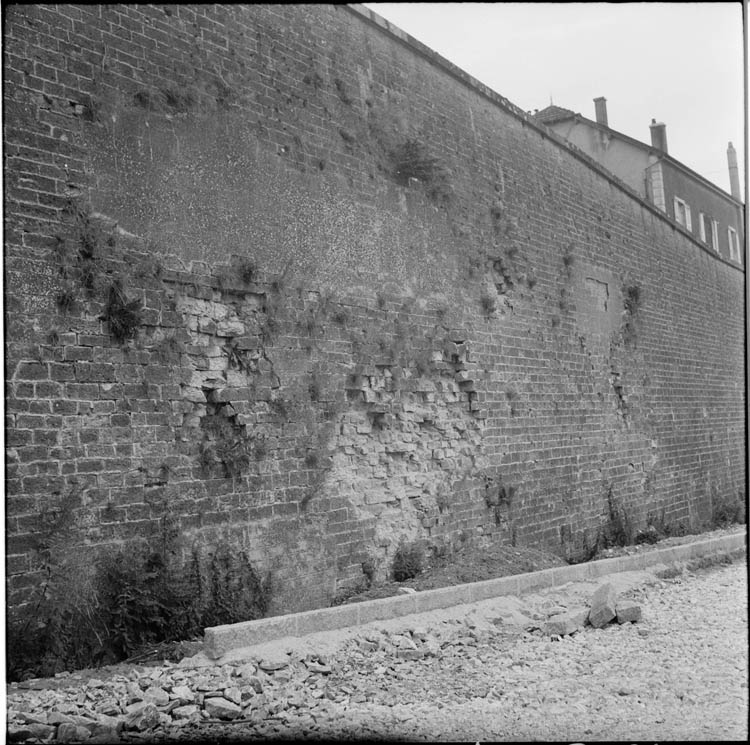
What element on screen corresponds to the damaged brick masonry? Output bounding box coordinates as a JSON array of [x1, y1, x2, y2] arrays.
[[3, 4, 745, 623]]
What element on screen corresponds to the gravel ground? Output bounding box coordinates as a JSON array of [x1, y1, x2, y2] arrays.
[[7, 557, 747, 743]]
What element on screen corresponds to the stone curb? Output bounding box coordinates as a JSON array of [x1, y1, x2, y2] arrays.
[[204, 530, 746, 658]]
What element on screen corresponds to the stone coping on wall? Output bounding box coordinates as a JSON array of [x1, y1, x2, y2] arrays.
[[345, 4, 744, 273], [203, 528, 746, 658]]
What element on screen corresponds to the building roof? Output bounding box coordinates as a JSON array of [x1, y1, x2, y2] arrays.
[[532, 105, 576, 125], [532, 105, 742, 207]]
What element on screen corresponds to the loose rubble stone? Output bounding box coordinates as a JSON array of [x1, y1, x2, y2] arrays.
[[123, 701, 160, 731], [16, 711, 48, 725], [543, 607, 589, 637], [169, 684, 195, 703], [397, 649, 424, 661], [616, 601, 642, 624], [28, 723, 55, 740], [143, 685, 170, 706], [4, 557, 745, 742], [589, 582, 619, 628], [47, 712, 75, 726], [304, 660, 332, 674], [56, 722, 92, 742], [204, 696, 242, 720], [258, 655, 290, 671], [223, 686, 242, 705], [236, 662, 258, 678], [171, 704, 200, 720]]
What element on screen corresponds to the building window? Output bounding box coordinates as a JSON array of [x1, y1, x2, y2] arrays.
[[699, 213, 718, 251], [727, 227, 741, 263], [647, 163, 666, 212], [673, 196, 692, 231]]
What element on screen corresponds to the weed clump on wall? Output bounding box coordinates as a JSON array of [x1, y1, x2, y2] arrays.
[[390, 139, 452, 203], [391, 540, 424, 582], [6, 512, 271, 681]]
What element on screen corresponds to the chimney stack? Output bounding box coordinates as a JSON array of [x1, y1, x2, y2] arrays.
[[649, 118, 668, 153], [593, 97, 608, 127], [727, 141, 741, 200]]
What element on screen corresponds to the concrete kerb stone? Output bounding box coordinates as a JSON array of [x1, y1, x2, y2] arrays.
[[415, 583, 473, 612], [204, 614, 298, 659], [295, 603, 360, 637], [357, 592, 418, 623], [468, 574, 520, 603], [203, 530, 746, 658]]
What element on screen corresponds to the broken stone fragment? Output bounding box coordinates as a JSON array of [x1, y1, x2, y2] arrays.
[[409, 625, 429, 641], [616, 600, 642, 623], [15, 711, 48, 725], [56, 722, 92, 742], [244, 675, 264, 694], [123, 701, 160, 731], [396, 648, 424, 661], [542, 607, 589, 636], [258, 655, 290, 671], [236, 662, 258, 679], [588, 582, 619, 628], [223, 686, 242, 705], [47, 712, 75, 726], [27, 723, 56, 740], [543, 605, 568, 617], [391, 634, 417, 650], [203, 696, 242, 720], [142, 685, 170, 707], [304, 660, 332, 674], [171, 704, 200, 721], [169, 684, 195, 703]]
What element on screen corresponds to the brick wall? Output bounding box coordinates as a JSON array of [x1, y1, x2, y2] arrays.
[[4, 4, 745, 615]]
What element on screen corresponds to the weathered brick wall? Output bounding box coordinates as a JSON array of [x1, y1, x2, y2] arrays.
[[4, 4, 745, 615]]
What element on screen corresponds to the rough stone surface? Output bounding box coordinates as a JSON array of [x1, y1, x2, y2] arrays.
[[543, 607, 590, 636], [616, 600, 643, 624], [123, 702, 160, 732], [203, 697, 241, 720], [589, 582, 619, 628], [5, 560, 747, 742]]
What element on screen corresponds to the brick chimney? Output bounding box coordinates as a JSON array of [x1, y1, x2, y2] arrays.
[[727, 141, 741, 200], [649, 119, 668, 153], [593, 97, 608, 127]]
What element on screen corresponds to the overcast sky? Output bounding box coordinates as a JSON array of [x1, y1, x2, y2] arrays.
[[364, 2, 745, 200]]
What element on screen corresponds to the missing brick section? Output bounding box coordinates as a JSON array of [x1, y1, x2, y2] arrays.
[[331, 337, 485, 573], [610, 370, 628, 422], [199, 394, 252, 478]]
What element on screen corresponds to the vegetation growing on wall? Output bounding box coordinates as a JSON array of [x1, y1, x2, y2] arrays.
[[389, 139, 452, 203], [55, 200, 144, 344], [6, 499, 271, 681], [621, 283, 642, 347]]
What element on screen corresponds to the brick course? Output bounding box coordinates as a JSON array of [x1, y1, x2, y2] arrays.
[[3, 4, 745, 615]]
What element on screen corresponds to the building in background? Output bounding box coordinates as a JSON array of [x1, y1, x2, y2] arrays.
[[534, 98, 744, 265]]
